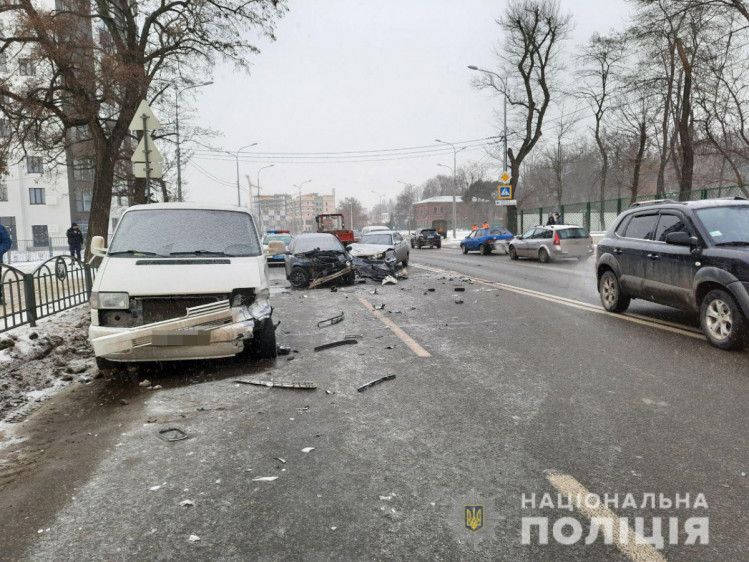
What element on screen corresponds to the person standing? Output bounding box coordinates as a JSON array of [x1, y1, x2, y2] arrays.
[[546, 215, 555, 225], [0, 223, 11, 305], [471, 224, 478, 231], [554, 212, 563, 225], [66, 222, 84, 260], [482, 221, 489, 229]]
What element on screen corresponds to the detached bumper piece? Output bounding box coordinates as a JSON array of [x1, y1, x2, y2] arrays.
[[91, 299, 269, 357]]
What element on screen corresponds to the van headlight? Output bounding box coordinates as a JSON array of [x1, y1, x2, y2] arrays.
[[90, 292, 129, 310], [249, 288, 272, 320]]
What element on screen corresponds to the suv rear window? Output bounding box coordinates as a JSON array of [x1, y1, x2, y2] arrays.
[[421, 229, 437, 235], [624, 214, 658, 240], [558, 228, 589, 239]]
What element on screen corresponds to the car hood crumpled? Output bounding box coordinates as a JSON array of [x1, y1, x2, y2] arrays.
[[348, 243, 393, 258]]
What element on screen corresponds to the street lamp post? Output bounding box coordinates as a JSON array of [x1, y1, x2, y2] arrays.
[[293, 180, 312, 233], [256, 164, 274, 233], [397, 180, 413, 233], [435, 140, 466, 238], [371, 190, 385, 224], [232, 143, 257, 207], [175, 81, 213, 202]]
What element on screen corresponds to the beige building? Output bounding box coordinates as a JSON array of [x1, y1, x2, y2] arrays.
[[293, 192, 336, 232]]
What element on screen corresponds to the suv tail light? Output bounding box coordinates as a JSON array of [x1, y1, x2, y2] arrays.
[[553, 232, 561, 246]]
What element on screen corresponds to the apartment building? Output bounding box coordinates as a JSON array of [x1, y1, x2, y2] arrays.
[[293, 192, 336, 232]]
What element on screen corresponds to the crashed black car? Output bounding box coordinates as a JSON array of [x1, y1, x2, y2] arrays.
[[285, 233, 356, 288]]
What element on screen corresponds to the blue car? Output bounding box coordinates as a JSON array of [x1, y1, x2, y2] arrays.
[[460, 227, 514, 255]]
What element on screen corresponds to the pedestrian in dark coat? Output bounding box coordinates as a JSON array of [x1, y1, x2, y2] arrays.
[[66, 223, 84, 260], [554, 213, 563, 225], [0, 223, 11, 265], [546, 215, 556, 225]]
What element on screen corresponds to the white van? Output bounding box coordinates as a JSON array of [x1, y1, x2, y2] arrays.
[[88, 203, 276, 369]]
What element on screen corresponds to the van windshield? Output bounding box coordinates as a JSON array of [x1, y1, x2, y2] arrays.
[[109, 209, 261, 257]]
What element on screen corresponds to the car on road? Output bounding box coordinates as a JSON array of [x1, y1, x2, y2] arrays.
[[349, 230, 410, 266], [460, 227, 515, 255], [410, 228, 441, 249], [87, 203, 277, 369], [596, 197, 749, 350], [262, 230, 292, 264], [285, 232, 355, 288], [509, 225, 593, 262], [361, 225, 389, 235]]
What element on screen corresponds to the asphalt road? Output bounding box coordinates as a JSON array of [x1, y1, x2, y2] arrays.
[[0, 262, 746, 561]]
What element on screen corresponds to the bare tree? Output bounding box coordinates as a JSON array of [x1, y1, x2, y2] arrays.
[[474, 0, 572, 232], [540, 109, 576, 207], [0, 0, 286, 252]]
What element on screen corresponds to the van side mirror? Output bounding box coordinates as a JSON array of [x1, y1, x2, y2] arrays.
[[90, 236, 107, 257], [665, 232, 696, 247], [345, 245, 353, 251]]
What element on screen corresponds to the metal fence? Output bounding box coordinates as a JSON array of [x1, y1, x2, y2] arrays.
[[518, 185, 749, 233], [3, 237, 78, 265], [0, 256, 95, 334]]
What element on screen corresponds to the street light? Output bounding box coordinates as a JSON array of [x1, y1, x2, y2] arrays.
[[231, 143, 258, 207], [293, 179, 312, 233], [175, 81, 213, 201], [468, 65, 508, 173], [256, 164, 274, 233], [435, 140, 467, 238], [397, 180, 413, 233], [371, 190, 385, 224]]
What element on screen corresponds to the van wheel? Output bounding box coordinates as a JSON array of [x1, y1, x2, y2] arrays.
[[248, 318, 278, 359], [599, 271, 630, 313], [509, 246, 518, 260], [288, 267, 310, 288], [701, 289, 747, 350], [538, 248, 550, 263]]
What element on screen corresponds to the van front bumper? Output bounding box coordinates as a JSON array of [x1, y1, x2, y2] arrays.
[[89, 299, 271, 362]]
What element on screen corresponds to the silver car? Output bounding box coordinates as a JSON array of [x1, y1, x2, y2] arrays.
[[508, 224, 594, 262], [349, 230, 410, 266]]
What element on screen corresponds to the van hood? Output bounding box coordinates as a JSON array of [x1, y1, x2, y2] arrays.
[[93, 256, 268, 296]]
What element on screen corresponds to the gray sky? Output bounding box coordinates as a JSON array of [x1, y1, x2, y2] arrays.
[[182, 0, 633, 210]]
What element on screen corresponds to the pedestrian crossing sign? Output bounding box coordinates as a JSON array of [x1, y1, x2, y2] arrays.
[[498, 186, 512, 199]]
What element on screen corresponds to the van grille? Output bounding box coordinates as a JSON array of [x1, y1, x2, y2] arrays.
[[137, 295, 227, 324]]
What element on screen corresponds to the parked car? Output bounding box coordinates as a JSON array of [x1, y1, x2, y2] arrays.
[[262, 230, 292, 264], [87, 203, 276, 369], [410, 228, 441, 249], [596, 197, 749, 350], [460, 227, 515, 255], [361, 225, 390, 235], [508, 225, 593, 262], [349, 230, 409, 266], [285, 232, 355, 288]]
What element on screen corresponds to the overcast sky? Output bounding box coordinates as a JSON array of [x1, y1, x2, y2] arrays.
[[181, 0, 633, 210]]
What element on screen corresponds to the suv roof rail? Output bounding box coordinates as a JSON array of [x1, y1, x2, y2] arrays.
[[629, 198, 681, 208]]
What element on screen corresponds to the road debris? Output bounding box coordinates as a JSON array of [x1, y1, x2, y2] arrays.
[[235, 379, 317, 390], [454, 287, 465, 292], [455, 298, 464, 304], [314, 339, 358, 352], [188, 535, 201, 542], [273, 457, 287, 464], [370, 288, 378, 295], [157, 427, 189, 442], [382, 275, 398, 285], [277, 345, 292, 355], [344, 334, 362, 340], [252, 476, 279, 482], [317, 312, 344, 328], [357, 374, 396, 392], [179, 500, 194, 507], [373, 304, 385, 311], [301, 447, 315, 453], [139, 379, 152, 387], [149, 485, 162, 491], [120, 399, 129, 406]]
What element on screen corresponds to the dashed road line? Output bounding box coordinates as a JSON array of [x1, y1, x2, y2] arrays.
[[358, 297, 431, 357], [412, 263, 704, 340], [545, 472, 667, 562]]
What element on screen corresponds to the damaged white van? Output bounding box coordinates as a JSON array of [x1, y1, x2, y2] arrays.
[[88, 203, 276, 370]]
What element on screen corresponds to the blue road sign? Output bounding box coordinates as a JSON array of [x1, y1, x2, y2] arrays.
[[499, 186, 511, 199]]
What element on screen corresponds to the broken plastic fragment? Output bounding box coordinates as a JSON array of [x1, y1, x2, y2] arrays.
[[373, 304, 385, 311], [357, 374, 396, 392], [179, 500, 194, 507], [188, 535, 201, 542], [252, 476, 279, 482], [382, 275, 398, 285], [301, 447, 315, 453], [273, 457, 287, 464]]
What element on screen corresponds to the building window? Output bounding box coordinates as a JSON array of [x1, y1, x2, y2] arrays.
[[0, 181, 6, 201], [72, 157, 95, 181], [0, 216, 17, 250], [27, 156, 43, 174], [32, 225, 49, 247], [0, 53, 6, 73], [29, 187, 45, 205], [0, 118, 10, 138], [74, 189, 91, 212], [19, 58, 35, 76]]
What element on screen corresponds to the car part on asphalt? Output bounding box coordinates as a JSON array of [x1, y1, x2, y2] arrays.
[[382, 275, 398, 285], [455, 298, 464, 304], [454, 287, 465, 292], [235, 379, 317, 389], [309, 264, 356, 289], [317, 312, 344, 329], [313, 339, 359, 352], [344, 334, 362, 340], [277, 345, 292, 355], [157, 427, 189, 442], [357, 374, 396, 392]]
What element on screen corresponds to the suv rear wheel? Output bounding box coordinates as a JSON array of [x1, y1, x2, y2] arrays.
[[599, 270, 630, 313], [700, 289, 747, 350]]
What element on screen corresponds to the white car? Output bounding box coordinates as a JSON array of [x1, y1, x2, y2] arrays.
[[88, 203, 276, 369], [348, 230, 410, 266]]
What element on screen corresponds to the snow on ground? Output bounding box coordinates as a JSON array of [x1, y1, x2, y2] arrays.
[[0, 305, 96, 428]]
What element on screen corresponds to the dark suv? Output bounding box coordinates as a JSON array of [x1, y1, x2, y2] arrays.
[[596, 198, 749, 350], [411, 228, 441, 249]]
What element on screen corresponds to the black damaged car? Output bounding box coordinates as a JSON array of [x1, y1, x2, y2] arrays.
[[284, 233, 356, 288]]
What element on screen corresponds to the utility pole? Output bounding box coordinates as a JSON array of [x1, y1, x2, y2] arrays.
[[436, 140, 465, 238]]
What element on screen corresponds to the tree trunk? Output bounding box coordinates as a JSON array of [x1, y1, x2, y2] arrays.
[[631, 121, 647, 205], [86, 145, 117, 259], [676, 38, 694, 199], [595, 121, 608, 231]]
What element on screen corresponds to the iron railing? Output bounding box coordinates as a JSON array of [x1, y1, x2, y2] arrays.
[[0, 256, 96, 333], [2, 236, 78, 264], [518, 185, 749, 234]]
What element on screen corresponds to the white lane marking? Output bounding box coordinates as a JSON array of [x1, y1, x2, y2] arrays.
[[358, 297, 431, 357], [546, 472, 667, 562], [412, 263, 704, 340]]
